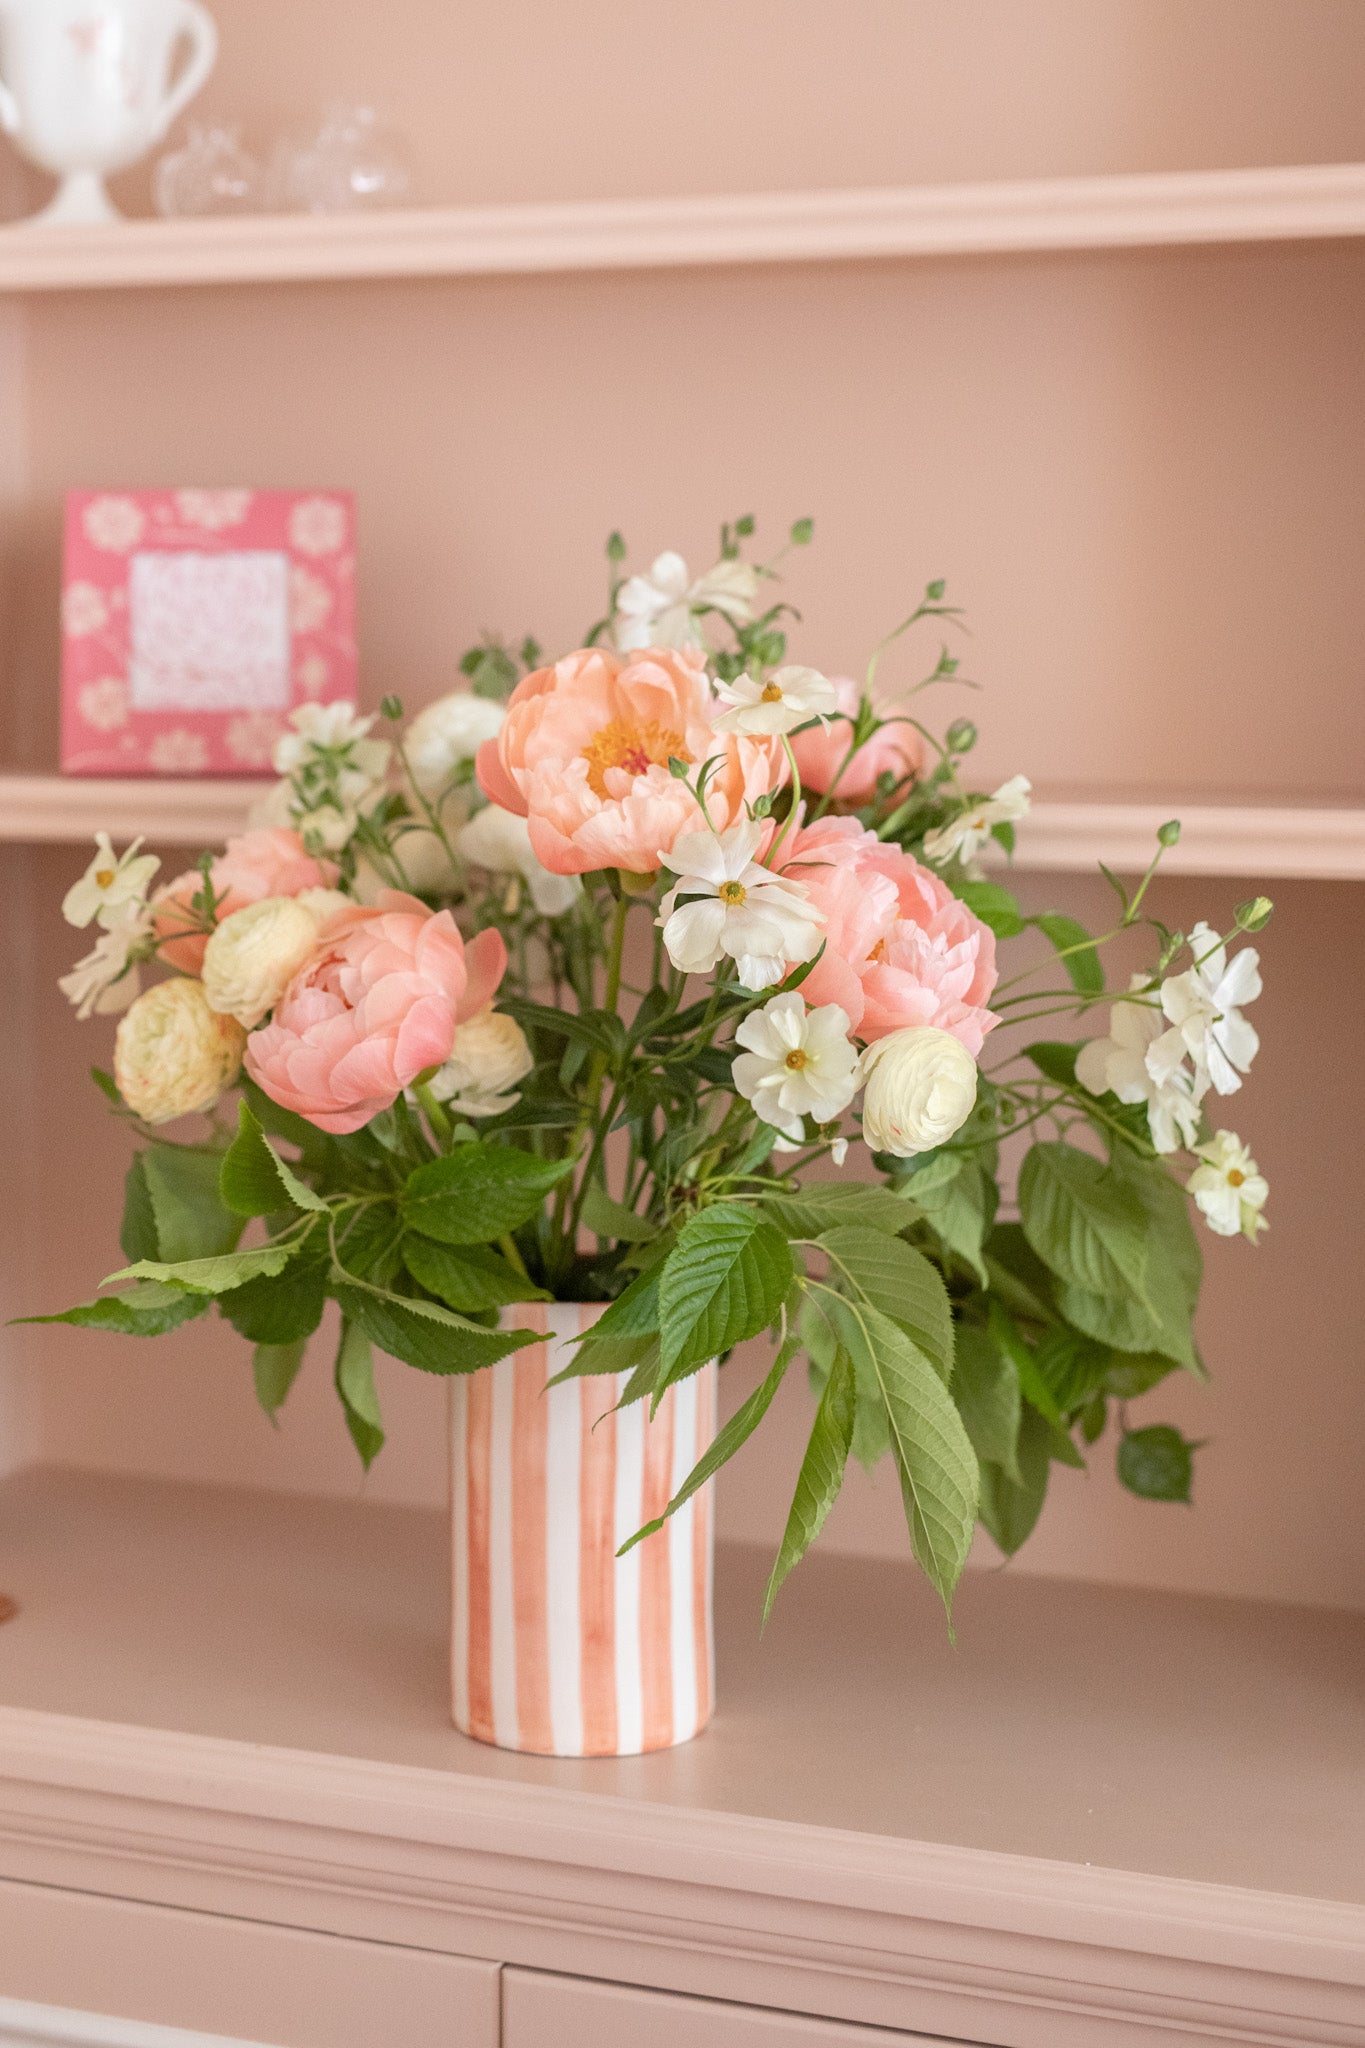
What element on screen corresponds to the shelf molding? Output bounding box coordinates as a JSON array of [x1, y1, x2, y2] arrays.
[[1, 162, 1363, 293], [2, 776, 1361, 878]]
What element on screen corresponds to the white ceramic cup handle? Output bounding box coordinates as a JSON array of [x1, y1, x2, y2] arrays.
[[153, 0, 218, 140]]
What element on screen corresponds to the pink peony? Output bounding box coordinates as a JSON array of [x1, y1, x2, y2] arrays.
[[782, 817, 998, 1052], [476, 644, 784, 875], [245, 893, 507, 1135], [153, 829, 339, 973], [788, 676, 924, 803]]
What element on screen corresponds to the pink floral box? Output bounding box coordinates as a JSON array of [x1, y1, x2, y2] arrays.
[[61, 489, 358, 777]]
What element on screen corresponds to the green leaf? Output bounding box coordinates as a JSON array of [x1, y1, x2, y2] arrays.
[[105, 1243, 300, 1295], [760, 1182, 913, 1238], [1105, 1352, 1178, 1398], [902, 1156, 991, 1284], [401, 1146, 573, 1246], [1033, 1323, 1112, 1412], [220, 1256, 328, 1345], [957, 880, 1025, 938], [618, 1328, 798, 1555], [220, 1101, 328, 1218], [978, 1406, 1053, 1556], [1019, 1142, 1149, 1304], [120, 1155, 158, 1263], [658, 1204, 793, 1380], [986, 1301, 1084, 1465], [763, 1348, 855, 1619], [1030, 914, 1104, 995], [334, 1280, 538, 1377], [21, 1281, 208, 1337], [335, 1321, 384, 1468], [580, 1183, 655, 1244], [1118, 1424, 1197, 1503], [952, 1322, 1022, 1483], [143, 1144, 244, 1262], [818, 1226, 954, 1382], [828, 1296, 978, 1616], [240, 1075, 337, 1174], [402, 1236, 549, 1313], [254, 1339, 307, 1419], [1023, 1041, 1083, 1088]]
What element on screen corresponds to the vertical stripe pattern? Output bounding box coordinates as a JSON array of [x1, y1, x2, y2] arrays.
[[450, 1304, 716, 1756]]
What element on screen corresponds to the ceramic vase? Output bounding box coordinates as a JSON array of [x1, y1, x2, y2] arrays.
[[450, 1303, 716, 1757]]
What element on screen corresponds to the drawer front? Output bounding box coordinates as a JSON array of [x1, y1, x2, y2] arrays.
[[0, 1882, 499, 2048], [502, 1970, 970, 2047]]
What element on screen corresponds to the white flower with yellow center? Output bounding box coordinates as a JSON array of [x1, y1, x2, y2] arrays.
[[922, 775, 1032, 867], [658, 819, 824, 991], [62, 834, 161, 930], [58, 902, 150, 1020], [1148, 923, 1261, 1098], [1186, 1130, 1268, 1241], [1075, 977, 1207, 1155], [614, 551, 760, 653], [711, 664, 839, 738], [731, 993, 860, 1142]]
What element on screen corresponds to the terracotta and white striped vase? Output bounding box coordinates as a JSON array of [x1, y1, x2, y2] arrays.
[[449, 1302, 717, 1757]]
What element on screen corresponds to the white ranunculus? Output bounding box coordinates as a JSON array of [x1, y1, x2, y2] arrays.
[[114, 978, 246, 1125], [731, 992, 860, 1141], [922, 775, 1033, 868], [202, 896, 323, 1027], [58, 901, 150, 1020], [457, 803, 581, 916], [859, 1026, 978, 1157], [1075, 976, 1206, 1155], [1148, 923, 1261, 1098], [1186, 1130, 1268, 1241], [404, 691, 506, 799], [62, 833, 160, 930], [658, 819, 824, 991], [614, 550, 761, 653], [427, 1006, 534, 1116], [711, 664, 839, 738]]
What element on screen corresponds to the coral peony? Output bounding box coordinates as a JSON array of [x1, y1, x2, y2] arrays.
[[783, 817, 998, 1051], [788, 676, 924, 802], [245, 892, 506, 1135], [115, 979, 246, 1124], [475, 645, 783, 875], [153, 829, 339, 974]]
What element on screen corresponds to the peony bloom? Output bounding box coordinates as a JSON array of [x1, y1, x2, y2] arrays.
[[789, 676, 924, 802], [659, 820, 823, 991], [860, 1026, 978, 1157], [1075, 977, 1206, 1155], [1186, 1130, 1268, 1242], [782, 817, 998, 1050], [922, 775, 1032, 868], [404, 690, 506, 800], [63, 834, 160, 930], [457, 803, 581, 916], [245, 893, 505, 1135], [153, 829, 338, 974], [614, 551, 759, 653], [115, 978, 247, 1125], [1148, 923, 1261, 1098], [731, 993, 860, 1141], [202, 896, 332, 1029], [475, 645, 783, 876], [712, 665, 838, 738], [427, 1006, 534, 1117]]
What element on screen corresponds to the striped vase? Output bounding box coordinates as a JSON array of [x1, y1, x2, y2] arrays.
[[449, 1302, 717, 1757]]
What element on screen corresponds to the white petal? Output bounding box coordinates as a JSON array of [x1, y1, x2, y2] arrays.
[[734, 951, 789, 991], [661, 897, 727, 975]]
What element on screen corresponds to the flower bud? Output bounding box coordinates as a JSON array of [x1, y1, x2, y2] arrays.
[[427, 1006, 534, 1116], [1235, 895, 1274, 933], [945, 717, 977, 754], [859, 1026, 978, 1157], [1158, 819, 1182, 847], [202, 896, 324, 1028], [115, 978, 246, 1124]]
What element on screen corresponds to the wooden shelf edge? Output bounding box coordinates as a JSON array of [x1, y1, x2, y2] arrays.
[[3, 777, 1362, 877], [1, 162, 1363, 293]]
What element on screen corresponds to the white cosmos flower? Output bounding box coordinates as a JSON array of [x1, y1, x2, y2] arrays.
[[1075, 977, 1207, 1155], [658, 819, 824, 991], [1186, 1130, 1268, 1242], [457, 802, 581, 916], [614, 551, 760, 653], [1148, 922, 1261, 1097], [922, 775, 1033, 867], [62, 834, 161, 930], [711, 665, 839, 738], [58, 901, 150, 1020], [732, 993, 860, 1141], [426, 1006, 534, 1117]]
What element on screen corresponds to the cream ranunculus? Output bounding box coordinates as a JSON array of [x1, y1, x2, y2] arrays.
[[202, 896, 327, 1028], [114, 979, 247, 1124], [859, 1025, 978, 1157], [427, 1005, 534, 1116], [404, 691, 506, 799]]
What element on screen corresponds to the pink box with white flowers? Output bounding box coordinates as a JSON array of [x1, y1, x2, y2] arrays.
[[61, 488, 358, 776]]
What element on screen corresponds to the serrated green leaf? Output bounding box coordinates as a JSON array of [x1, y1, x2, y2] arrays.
[[760, 1182, 913, 1238], [763, 1348, 854, 1619], [1019, 1142, 1149, 1303], [986, 1301, 1084, 1465], [220, 1101, 328, 1218], [143, 1144, 243, 1262], [818, 1226, 954, 1382], [334, 1280, 537, 1376], [220, 1255, 328, 1345], [254, 1338, 307, 1419], [120, 1154, 158, 1263], [1118, 1423, 1197, 1503], [978, 1406, 1053, 1556], [952, 1322, 1022, 1483], [1022, 1041, 1083, 1088], [903, 1155, 991, 1284], [401, 1146, 573, 1246], [580, 1183, 655, 1243], [335, 1321, 383, 1468], [21, 1280, 209, 1337], [658, 1204, 793, 1380], [1033, 1323, 1112, 1412], [957, 879, 1025, 938], [402, 1235, 549, 1313], [1030, 914, 1104, 995], [106, 1243, 299, 1295]]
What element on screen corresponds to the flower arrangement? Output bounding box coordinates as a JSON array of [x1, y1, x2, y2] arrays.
[[40, 518, 1273, 1620]]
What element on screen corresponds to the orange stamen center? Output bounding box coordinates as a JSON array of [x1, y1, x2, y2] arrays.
[[719, 880, 748, 906], [760, 682, 784, 702], [1228, 1168, 1245, 1187], [581, 716, 685, 799], [96, 869, 115, 889], [784, 1048, 808, 1070]]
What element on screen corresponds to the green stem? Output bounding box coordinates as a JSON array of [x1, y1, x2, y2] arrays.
[[499, 1232, 530, 1278]]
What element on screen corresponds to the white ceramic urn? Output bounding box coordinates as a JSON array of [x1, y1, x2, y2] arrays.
[[0, 0, 217, 224]]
